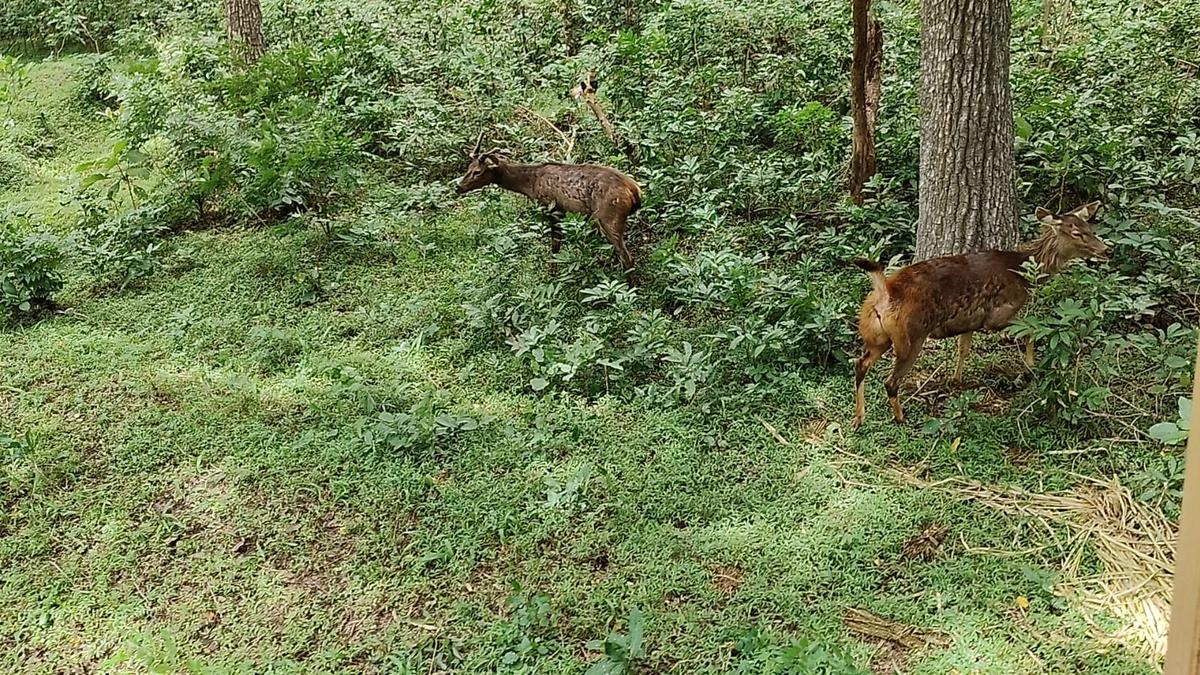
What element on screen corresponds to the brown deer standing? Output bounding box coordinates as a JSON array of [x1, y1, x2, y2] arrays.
[[852, 201, 1109, 428], [455, 134, 641, 284]]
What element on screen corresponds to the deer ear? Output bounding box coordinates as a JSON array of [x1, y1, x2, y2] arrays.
[[1035, 207, 1057, 225], [1069, 200, 1101, 221]]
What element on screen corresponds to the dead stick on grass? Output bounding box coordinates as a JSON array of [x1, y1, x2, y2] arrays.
[[754, 416, 790, 446]]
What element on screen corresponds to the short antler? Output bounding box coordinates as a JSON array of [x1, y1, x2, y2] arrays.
[[469, 131, 484, 157]]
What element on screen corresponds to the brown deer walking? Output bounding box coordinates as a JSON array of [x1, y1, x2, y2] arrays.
[[455, 134, 641, 284], [852, 202, 1109, 428]]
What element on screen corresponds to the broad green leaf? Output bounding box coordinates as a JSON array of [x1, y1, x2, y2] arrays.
[[530, 377, 549, 391], [1165, 355, 1189, 369], [626, 607, 645, 656], [80, 173, 107, 188], [1015, 115, 1033, 141], [1148, 422, 1187, 445]]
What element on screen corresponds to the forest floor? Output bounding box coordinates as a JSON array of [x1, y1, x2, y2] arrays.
[[0, 54, 1174, 674]]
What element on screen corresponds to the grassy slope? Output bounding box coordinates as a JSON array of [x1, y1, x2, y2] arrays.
[[0, 59, 1163, 673], [1, 55, 109, 226]]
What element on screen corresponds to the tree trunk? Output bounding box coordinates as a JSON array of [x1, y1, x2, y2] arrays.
[[915, 0, 1018, 260], [225, 0, 266, 65], [850, 0, 883, 205]]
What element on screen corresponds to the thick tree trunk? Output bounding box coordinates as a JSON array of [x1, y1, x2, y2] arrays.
[[225, 0, 266, 65], [849, 0, 883, 205], [915, 0, 1018, 260]]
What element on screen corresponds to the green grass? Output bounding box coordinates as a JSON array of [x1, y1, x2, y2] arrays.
[[1, 54, 110, 227], [0, 55, 1172, 674]]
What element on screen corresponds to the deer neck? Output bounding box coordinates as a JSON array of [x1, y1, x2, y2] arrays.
[[492, 163, 543, 200], [1018, 231, 1069, 277]]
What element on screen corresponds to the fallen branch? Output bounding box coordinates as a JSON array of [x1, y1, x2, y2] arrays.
[[570, 71, 635, 161], [754, 416, 790, 446], [843, 607, 951, 651]]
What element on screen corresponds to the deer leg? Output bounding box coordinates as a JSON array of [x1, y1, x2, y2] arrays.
[[598, 215, 635, 286], [954, 332, 973, 384], [853, 342, 890, 429], [885, 336, 925, 425], [547, 214, 563, 275]]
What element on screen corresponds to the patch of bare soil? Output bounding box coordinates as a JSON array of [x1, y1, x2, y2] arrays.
[[712, 565, 745, 596]]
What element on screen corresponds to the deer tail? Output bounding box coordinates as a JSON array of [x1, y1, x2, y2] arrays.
[[853, 258, 888, 299], [627, 179, 642, 214]]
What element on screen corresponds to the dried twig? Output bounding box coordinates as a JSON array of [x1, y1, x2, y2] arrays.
[[754, 415, 790, 446], [843, 607, 951, 650]]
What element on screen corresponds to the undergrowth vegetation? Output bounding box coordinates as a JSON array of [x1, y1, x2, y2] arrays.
[[1, 0, 1198, 671]]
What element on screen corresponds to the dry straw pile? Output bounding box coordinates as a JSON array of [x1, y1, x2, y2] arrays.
[[891, 468, 1176, 660]]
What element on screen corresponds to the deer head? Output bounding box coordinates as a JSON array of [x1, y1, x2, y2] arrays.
[[456, 132, 505, 194], [1033, 201, 1110, 263]]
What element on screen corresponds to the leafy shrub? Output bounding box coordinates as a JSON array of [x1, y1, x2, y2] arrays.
[[232, 106, 362, 217], [355, 389, 491, 454], [585, 608, 645, 675], [0, 149, 28, 190], [0, 55, 30, 114], [732, 628, 869, 674], [770, 101, 840, 153], [0, 225, 64, 317], [0, 0, 177, 51], [1129, 454, 1187, 520], [247, 325, 305, 373], [72, 200, 173, 290], [1148, 397, 1191, 446]]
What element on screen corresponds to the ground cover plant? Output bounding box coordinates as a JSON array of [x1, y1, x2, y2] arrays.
[[1, 0, 1198, 671]]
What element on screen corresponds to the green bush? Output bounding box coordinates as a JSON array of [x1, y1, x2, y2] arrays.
[[0, 224, 64, 317], [0, 0, 184, 52], [72, 200, 173, 290], [0, 150, 28, 190]]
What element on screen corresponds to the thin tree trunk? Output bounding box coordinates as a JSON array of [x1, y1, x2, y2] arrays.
[[915, 0, 1018, 260], [226, 0, 266, 65], [850, 0, 883, 205]]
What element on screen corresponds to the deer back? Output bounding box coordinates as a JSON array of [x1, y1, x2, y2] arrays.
[[887, 250, 1033, 339], [523, 164, 640, 217]]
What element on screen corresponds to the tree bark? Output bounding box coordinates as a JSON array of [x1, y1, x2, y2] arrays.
[[850, 0, 883, 205], [225, 0, 266, 65], [915, 0, 1018, 260]]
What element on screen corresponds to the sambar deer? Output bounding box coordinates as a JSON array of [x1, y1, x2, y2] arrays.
[[852, 201, 1109, 428], [455, 133, 641, 284]]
